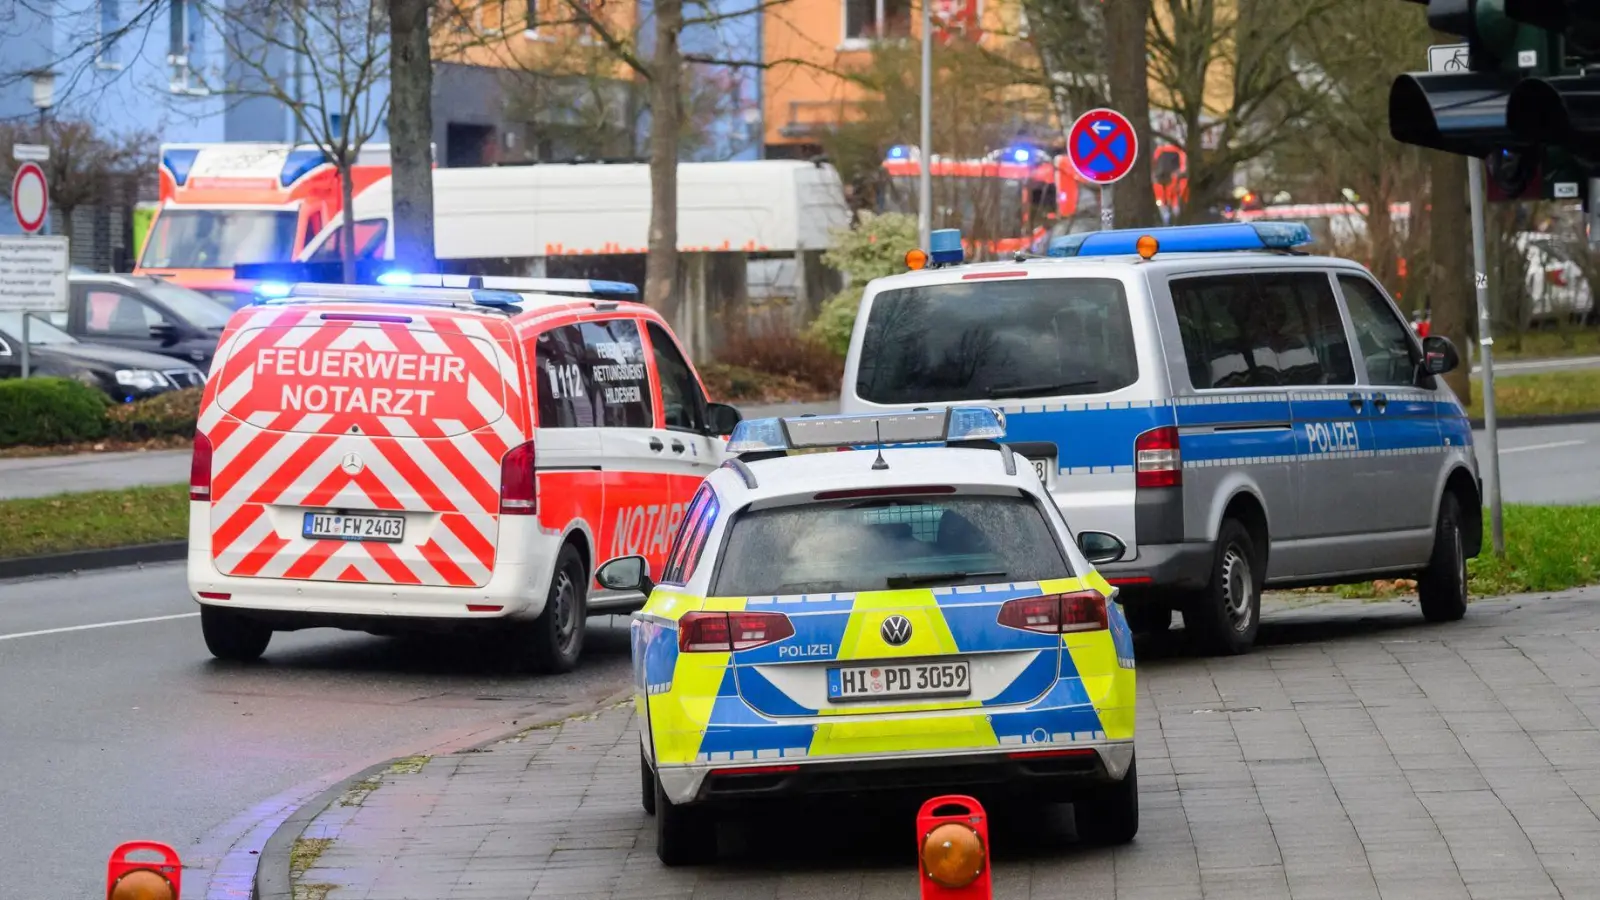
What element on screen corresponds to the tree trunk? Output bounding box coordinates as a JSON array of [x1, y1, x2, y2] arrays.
[[644, 0, 683, 319], [1104, 0, 1156, 229], [1428, 150, 1471, 405], [339, 157, 357, 284], [388, 0, 436, 272]]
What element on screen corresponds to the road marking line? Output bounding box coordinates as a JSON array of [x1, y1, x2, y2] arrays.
[[1500, 440, 1586, 455], [0, 612, 199, 642]]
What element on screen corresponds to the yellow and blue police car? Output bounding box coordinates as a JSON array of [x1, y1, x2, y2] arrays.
[[595, 407, 1139, 865]]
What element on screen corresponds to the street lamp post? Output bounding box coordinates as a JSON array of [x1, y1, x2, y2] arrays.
[[29, 69, 56, 144], [917, 0, 932, 248]]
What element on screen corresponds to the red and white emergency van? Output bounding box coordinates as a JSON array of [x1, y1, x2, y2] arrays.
[[186, 276, 742, 672]]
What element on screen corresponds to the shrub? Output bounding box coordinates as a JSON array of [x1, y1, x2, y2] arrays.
[[717, 328, 843, 396], [806, 212, 920, 356], [107, 387, 203, 440], [0, 377, 110, 447]]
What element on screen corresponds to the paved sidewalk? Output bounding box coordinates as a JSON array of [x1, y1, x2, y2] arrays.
[[0, 449, 190, 499], [290, 589, 1600, 900]]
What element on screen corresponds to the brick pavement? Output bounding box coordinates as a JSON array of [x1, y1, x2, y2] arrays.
[[292, 589, 1600, 900]]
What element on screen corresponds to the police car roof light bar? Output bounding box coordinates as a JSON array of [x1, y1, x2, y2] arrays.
[[1048, 222, 1314, 258], [928, 229, 965, 266], [725, 407, 1006, 454], [276, 283, 524, 311]]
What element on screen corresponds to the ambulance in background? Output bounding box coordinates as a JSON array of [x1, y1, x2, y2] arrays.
[[135, 143, 395, 306]]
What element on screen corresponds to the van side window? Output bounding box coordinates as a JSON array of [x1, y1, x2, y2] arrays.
[[646, 323, 706, 432], [1170, 272, 1354, 389], [661, 484, 719, 586], [535, 319, 653, 428], [1338, 274, 1418, 386]]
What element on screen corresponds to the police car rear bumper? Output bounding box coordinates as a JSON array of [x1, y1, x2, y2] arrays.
[[1098, 541, 1214, 592], [656, 741, 1135, 808]]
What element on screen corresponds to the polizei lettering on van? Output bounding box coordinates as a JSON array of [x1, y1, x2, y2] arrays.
[[610, 502, 688, 558]]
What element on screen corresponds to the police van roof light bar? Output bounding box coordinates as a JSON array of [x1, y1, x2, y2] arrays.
[[725, 407, 1006, 454], [1048, 222, 1313, 258]]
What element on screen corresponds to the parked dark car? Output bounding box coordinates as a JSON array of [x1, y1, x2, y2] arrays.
[[0, 311, 205, 402], [57, 274, 232, 372]]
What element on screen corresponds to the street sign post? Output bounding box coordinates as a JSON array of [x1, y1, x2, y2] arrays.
[[11, 143, 49, 162], [0, 234, 70, 380], [11, 161, 49, 235], [1067, 108, 1139, 232]]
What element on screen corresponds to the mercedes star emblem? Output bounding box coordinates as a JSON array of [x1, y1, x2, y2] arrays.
[[880, 614, 913, 646], [340, 452, 365, 475]]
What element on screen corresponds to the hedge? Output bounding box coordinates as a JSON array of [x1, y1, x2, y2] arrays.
[[0, 381, 201, 449], [0, 378, 110, 447]]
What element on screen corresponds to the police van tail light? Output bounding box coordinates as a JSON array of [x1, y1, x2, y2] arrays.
[[679, 610, 795, 652], [997, 591, 1107, 634], [1134, 426, 1182, 489], [190, 431, 213, 501], [498, 440, 537, 515]]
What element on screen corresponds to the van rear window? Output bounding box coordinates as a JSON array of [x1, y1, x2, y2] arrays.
[[216, 322, 507, 436], [854, 278, 1138, 405]]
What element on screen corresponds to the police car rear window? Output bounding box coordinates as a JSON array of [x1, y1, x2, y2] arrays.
[[854, 278, 1137, 404], [710, 494, 1071, 597]]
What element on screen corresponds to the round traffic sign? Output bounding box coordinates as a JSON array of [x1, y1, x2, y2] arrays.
[[1067, 108, 1139, 185], [12, 162, 48, 234]]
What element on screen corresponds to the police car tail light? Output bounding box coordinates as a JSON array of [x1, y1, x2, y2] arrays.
[[1134, 426, 1182, 489], [678, 610, 794, 652], [498, 440, 537, 515], [190, 432, 213, 501], [997, 591, 1107, 634]]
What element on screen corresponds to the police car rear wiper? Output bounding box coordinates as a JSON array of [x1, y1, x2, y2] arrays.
[[985, 379, 1098, 398], [885, 571, 1006, 589]]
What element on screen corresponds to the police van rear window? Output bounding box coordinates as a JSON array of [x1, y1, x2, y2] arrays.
[[214, 322, 509, 436], [710, 494, 1070, 597], [854, 278, 1138, 405]]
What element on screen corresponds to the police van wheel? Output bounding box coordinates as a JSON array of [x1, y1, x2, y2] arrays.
[[1418, 494, 1469, 623], [1074, 756, 1138, 845], [655, 778, 715, 866], [201, 607, 272, 662], [1183, 519, 1262, 656], [525, 545, 588, 674], [641, 751, 657, 816]]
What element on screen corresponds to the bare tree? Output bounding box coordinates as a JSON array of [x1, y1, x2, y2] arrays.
[[388, 0, 435, 273], [0, 118, 156, 239], [1104, 0, 1156, 228]]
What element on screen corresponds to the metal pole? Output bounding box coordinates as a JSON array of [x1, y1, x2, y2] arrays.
[[917, 0, 933, 248], [1467, 158, 1505, 557], [20, 313, 31, 379], [1099, 184, 1114, 231]]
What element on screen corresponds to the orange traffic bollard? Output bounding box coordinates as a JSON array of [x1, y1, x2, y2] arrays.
[[107, 841, 182, 900], [916, 795, 992, 899]]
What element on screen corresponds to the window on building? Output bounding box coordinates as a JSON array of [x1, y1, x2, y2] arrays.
[[99, 0, 121, 65], [524, 0, 537, 30], [844, 0, 910, 42]]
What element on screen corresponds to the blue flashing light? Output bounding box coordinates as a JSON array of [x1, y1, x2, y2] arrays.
[[1047, 222, 1314, 258], [947, 407, 1006, 441], [376, 270, 412, 287], [470, 290, 523, 308], [929, 228, 964, 265], [162, 148, 201, 187], [726, 417, 789, 454], [726, 407, 1007, 455], [280, 148, 330, 187], [255, 281, 293, 299], [887, 144, 915, 161], [586, 280, 640, 296]]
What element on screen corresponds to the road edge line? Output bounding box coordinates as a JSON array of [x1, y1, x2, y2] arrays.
[[251, 685, 637, 900], [0, 541, 186, 581], [1469, 411, 1600, 430]]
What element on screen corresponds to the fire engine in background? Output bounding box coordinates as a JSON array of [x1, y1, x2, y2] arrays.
[[881, 144, 1190, 259], [135, 143, 395, 307]]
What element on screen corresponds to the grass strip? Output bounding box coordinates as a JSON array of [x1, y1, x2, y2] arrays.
[[1466, 368, 1600, 419], [0, 484, 189, 559]]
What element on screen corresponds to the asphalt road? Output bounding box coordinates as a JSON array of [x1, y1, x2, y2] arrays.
[[1481, 421, 1600, 505], [0, 564, 635, 900]]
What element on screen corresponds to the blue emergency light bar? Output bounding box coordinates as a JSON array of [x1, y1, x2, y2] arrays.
[[378, 273, 640, 297], [928, 229, 964, 265], [1048, 222, 1314, 258], [726, 407, 1006, 455], [262, 283, 526, 310]]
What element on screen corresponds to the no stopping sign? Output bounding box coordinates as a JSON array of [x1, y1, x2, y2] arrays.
[[12, 162, 49, 234]]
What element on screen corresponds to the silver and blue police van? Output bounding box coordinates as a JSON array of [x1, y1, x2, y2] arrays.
[[839, 223, 1481, 655]]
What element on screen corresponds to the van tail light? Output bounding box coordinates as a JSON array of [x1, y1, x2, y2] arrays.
[[679, 610, 795, 652], [997, 591, 1108, 634], [1134, 426, 1181, 489], [499, 440, 537, 515], [190, 432, 213, 501]]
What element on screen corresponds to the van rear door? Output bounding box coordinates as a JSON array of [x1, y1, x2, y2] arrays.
[[200, 305, 528, 588]]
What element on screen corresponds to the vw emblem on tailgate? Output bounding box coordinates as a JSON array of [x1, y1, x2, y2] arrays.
[[880, 615, 913, 646], [340, 452, 365, 475]]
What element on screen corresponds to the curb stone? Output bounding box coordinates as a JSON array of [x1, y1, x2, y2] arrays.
[[251, 686, 637, 900], [1468, 410, 1600, 429], [0, 541, 186, 581]]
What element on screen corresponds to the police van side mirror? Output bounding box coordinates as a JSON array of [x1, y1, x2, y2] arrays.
[[1421, 335, 1459, 376], [1077, 531, 1126, 565], [597, 555, 654, 594], [705, 402, 742, 437]]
